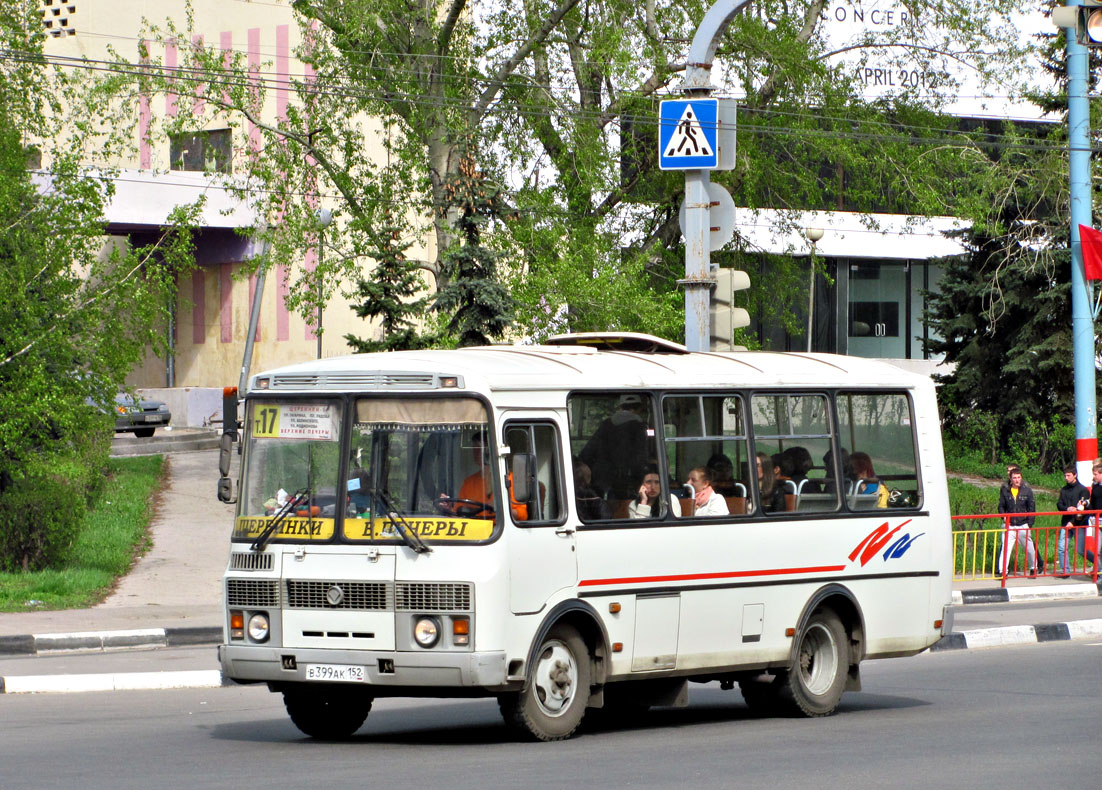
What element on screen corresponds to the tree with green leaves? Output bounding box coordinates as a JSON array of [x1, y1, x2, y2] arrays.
[[129, 0, 1045, 346], [0, 1, 197, 570], [924, 19, 1093, 470]]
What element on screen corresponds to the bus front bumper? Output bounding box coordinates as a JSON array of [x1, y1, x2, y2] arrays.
[[219, 643, 509, 690]]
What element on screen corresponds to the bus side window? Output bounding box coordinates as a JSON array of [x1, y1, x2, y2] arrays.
[[503, 423, 562, 523], [751, 393, 840, 514], [663, 393, 751, 519], [837, 391, 921, 510]]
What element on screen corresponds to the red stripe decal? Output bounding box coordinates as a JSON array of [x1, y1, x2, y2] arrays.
[[578, 565, 847, 588]]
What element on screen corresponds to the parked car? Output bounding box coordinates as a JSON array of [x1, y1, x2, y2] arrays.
[[114, 393, 172, 438]]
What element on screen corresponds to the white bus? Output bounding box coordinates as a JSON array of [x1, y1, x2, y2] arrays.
[[216, 333, 952, 741]]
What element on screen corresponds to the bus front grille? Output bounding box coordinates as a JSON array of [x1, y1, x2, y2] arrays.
[[226, 578, 280, 607], [284, 580, 391, 610], [395, 582, 472, 612]]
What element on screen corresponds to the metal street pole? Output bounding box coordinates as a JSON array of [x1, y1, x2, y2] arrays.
[[805, 227, 823, 352], [315, 208, 332, 359], [680, 0, 752, 351], [1056, 3, 1099, 480], [239, 224, 269, 395]]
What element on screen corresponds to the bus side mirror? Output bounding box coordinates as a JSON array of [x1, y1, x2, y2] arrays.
[[218, 432, 237, 503], [511, 453, 535, 503], [218, 433, 234, 477], [217, 477, 236, 504]]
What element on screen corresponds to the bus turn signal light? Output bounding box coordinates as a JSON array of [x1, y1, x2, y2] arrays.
[[453, 617, 470, 646], [230, 611, 245, 640]]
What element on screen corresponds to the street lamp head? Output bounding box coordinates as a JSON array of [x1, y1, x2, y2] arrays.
[[315, 208, 333, 228], [805, 227, 824, 243]]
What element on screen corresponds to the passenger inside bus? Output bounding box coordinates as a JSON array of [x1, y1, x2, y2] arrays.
[[850, 451, 890, 508], [574, 461, 611, 521], [680, 467, 730, 517], [628, 466, 675, 519], [578, 394, 650, 500], [706, 454, 738, 496], [347, 468, 374, 517], [758, 451, 786, 513]]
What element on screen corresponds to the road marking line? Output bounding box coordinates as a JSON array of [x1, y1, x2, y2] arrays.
[[1, 670, 223, 694]]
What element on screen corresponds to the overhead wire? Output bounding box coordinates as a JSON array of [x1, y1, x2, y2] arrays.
[[0, 45, 1080, 156]]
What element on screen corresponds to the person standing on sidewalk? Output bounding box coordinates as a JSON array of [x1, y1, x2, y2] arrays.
[[997, 466, 1038, 578], [1056, 464, 1090, 578], [1079, 462, 1102, 574]]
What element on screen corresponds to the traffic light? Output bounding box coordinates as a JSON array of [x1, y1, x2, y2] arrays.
[[1052, 2, 1102, 46], [709, 267, 750, 351]]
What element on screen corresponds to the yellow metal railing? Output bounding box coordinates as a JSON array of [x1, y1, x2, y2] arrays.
[[952, 511, 1100, 585]]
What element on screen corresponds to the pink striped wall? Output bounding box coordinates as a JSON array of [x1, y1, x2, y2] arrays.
[[165, 40, 178, 117], [139, 39, 151, 169], [192, 269, 206, 344]]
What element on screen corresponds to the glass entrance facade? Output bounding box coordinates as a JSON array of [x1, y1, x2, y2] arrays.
[[750, 256, 945, 361]]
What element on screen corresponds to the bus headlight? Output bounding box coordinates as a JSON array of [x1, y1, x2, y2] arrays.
[[413, 617, 440, 648], [248, 613, 270, 643]]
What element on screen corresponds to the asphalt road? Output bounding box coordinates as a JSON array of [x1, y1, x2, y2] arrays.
[[1, 640, 1099, 790]]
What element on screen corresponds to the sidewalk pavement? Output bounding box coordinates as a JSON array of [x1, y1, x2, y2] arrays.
[[1, 438, 1101, 692]]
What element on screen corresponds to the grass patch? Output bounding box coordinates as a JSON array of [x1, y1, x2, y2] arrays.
[[0, 455, 164, 611], [944, 439, 1066, 492]]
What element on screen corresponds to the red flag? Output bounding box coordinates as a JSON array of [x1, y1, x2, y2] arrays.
[[1079, 224, 1102, 280]]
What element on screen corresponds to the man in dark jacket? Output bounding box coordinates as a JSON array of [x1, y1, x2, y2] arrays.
[[1056, 464, 1090, 578], [996, 466, 1038, 577]]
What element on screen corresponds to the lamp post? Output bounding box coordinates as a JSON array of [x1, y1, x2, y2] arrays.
[[804, 227, 824, 353], [315, 208, 332, 359]]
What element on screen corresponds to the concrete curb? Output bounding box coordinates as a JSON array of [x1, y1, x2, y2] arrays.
[[930, 617, 1102, 652], [950, 581, 1101, 606], [0, 626, 223, 657], [0, 669, 227, 694]]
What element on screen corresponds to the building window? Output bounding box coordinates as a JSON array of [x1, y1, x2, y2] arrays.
[[40, 0, 76, 37], [169, 129, 232, 174]]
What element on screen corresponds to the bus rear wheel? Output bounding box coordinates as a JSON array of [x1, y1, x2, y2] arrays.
[[499, 623, 591, 741], [780, 609, 848, 717], [283, 686, 372, 739]]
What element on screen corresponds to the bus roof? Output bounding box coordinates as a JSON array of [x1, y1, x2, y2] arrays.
[[250, 336, 932, 394]]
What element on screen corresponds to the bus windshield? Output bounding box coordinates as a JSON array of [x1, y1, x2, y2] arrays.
[[234, 399, 343, 543], [343, 397, 496, 543], [233, 395, 497, 545]]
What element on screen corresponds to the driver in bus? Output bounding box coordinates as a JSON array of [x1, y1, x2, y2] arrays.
[[438, 433, 529, 520]]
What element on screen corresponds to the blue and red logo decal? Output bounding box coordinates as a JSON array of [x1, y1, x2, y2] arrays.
[[848, 520, 924, 566]]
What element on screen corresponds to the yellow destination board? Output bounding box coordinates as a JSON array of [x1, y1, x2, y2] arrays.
[[234, 516, 336, 541], [343, 516, 494, 542]]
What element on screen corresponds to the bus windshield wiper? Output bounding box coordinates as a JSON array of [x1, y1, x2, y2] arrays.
[[252, 488, 307, 552], [374, 489, 432, 554]]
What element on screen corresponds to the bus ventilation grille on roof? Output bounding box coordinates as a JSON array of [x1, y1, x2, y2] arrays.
[[270, 372, 438, 390]]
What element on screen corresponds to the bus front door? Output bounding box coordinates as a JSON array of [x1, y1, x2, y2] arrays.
[[504, 418, 576, 614]]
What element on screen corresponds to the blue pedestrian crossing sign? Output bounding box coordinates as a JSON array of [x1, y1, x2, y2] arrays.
[[659, 99, 718, 170]]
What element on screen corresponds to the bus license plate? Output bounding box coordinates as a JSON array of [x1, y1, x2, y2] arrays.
[[305, 663, 365, 683]]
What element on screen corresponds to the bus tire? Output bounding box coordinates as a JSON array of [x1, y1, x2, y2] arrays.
[[499, 623, 591, 741], [780, 608, 848, 717], [283, 686, 372, 739]]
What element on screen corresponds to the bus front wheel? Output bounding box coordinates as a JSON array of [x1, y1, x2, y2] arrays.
[[283, 686, 372, 739], [780, 608, 848, 717], [499, 623, 591, 741]]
